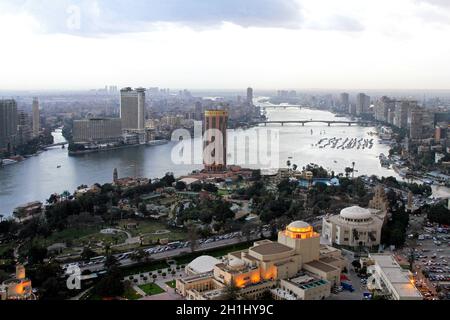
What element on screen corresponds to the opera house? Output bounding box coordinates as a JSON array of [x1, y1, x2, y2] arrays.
[[176, 221, 347, 300]]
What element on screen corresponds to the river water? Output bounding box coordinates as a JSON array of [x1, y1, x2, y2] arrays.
[[1, 101, 448, 216]]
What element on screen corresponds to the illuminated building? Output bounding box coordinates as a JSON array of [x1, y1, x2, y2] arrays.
[[0, 265, 35, 300], [367, 254, 422, 300], [176, 221, 346, 300], [203, 110, 228, 172]]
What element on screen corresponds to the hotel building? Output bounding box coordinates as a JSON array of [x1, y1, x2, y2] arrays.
[[73, 118, 123, 144], [176, 221, 347, 300], [120, 87, 146, 131], [203, 110, 228, 172]]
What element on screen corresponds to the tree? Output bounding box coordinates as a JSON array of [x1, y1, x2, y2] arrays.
[[92, 269, 124, 298], [223, 281, 240, 300], [81, 247, 97, 261], [191, 183, 202, 192], [186, 223, 199, 253], [104, 254, 119, 270], [27, 245, 48, 264], [175, 181, 187, 191]]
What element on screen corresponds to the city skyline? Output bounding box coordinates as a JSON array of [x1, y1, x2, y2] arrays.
[[1, 0, 450, 90]]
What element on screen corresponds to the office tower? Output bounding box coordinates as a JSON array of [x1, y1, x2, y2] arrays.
[[17, 110, 32, 145], [375, 96, 395, 122], [0, 99, 18, 153], [340, 93, 349, 113], [356, 93, 370, 116], [349, 103, 357, 115], [247, 87, 254, 105], [194, 102, 203, 121], [203, 110, 228, 172], [409, 109, 434, 140], [394, 100, 417, 129], [32, 97, 40, 137], [435, 123, 448, 141], [120, 87, 146, 131], [73, 118, 123, 143]]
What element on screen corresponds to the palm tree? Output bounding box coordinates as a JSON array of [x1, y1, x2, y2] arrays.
[[351, 162, 356, 179]]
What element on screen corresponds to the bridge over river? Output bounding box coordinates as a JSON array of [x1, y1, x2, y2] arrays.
[[252, 120, 374, 127]]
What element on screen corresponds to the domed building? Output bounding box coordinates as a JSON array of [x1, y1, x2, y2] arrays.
[[0, 265, 34, 300], [322, 206, 386, 248], [177, 221, 348, 301]]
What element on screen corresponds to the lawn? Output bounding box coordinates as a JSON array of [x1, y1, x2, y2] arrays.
[[165, 280, 176, 288], [138, 283, 165, 296], [123, 286, 143, 300], [119, 219, 186, 242]]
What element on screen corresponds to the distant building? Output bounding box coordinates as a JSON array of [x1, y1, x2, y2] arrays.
[[32, 97, 40, 137], [356, 93, 370, 116], [374, 96, 395, 122], [120, 87, 146, 131], [0, 99, 18, 153], [13, 201, 43, 222], [247, 87, 254, 105], [340, 93, 349, 113], [394, 100, 417, 129], [203, 110, 228, 172], [409, 108, 434, 140], [17, 110, 32, 145], [73, 118, 122, 144]]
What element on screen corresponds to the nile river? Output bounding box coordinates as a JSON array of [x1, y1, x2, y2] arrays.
[[0, 104, 448, 216]]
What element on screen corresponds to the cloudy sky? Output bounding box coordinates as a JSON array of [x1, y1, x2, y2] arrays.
[[1, 0, 450, 90]]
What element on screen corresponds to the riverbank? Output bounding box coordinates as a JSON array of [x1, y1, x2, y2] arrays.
[[69, 140, 169, 156]]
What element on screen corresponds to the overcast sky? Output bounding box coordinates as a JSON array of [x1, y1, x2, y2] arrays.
[[1, 0, 450, 91]]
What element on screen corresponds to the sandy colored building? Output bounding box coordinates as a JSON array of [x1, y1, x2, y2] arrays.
[[0, 265, 34, 300], [322, 206, 386, 248], [176, 221, 346, 300], [367, 254, 422, 300]]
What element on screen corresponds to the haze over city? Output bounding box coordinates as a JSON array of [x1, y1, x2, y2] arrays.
[[1, 0, 450, 90]]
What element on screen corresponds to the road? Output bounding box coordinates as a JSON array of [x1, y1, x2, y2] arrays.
[[77, 231, 271, 273]]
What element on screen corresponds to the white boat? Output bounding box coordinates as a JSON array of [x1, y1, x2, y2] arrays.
[[1, 159, 18, 166]]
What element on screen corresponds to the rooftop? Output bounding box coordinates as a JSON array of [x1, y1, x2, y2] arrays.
[[250, 242, 293, 256], [304, 260, 338, 273]]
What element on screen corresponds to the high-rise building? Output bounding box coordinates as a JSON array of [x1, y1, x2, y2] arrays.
[[340, 93, 349, 113], [73, 118, 122, 144], [32, 97, 40, 137], [409, 108, 434, 140], [203, 110, 228, 172], [247, 87, 254, 105], [374, 96, 396, 122], [394, 100, 417, 129], [194, 102, 203, 121], [120, 87, 146, 131], [17, 110, 32, 145], [356, 93, 370, 116], [0, 99, 18, 153]]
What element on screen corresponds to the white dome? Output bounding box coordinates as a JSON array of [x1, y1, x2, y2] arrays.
[[229, 257, 245, 268], [340, 206, 372, 220], [186, 255, 220, 274], [287, 221, 310, 230]]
